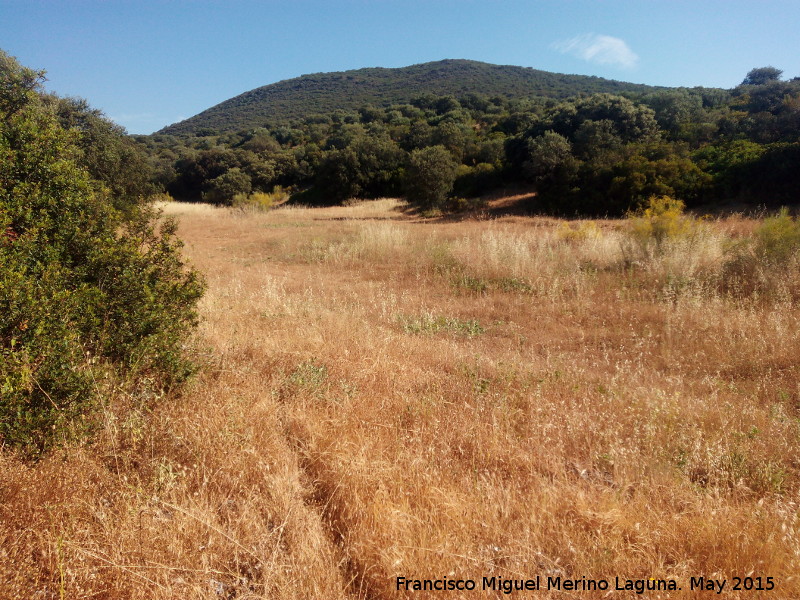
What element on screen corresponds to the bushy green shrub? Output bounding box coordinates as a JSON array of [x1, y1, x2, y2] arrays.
[[231, 186, 291, 212], [627, 195, 695, 250], [755, 207, 800, 264], [232, 191, 271, 211], [202, 167, 252, 205], [405, 145, 458, 210], [1, 51, 204, 454]]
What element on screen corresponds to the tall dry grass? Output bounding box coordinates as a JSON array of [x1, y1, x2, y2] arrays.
[[2, 199, 799, 599]]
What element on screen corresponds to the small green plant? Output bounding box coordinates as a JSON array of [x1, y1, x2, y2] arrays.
[[450, 273, 489, 294], [398, 313, 484, 336], [496, 277, 534, 293], [289, 361, 328, 388], [428, 243, 460, 275]]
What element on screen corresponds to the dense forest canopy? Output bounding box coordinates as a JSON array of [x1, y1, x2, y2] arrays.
[[141, 60, 800, 215], [159, 59, 665, 137]]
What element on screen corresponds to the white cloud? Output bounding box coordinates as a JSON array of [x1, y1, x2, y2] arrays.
[[552, 33, 639, 69]]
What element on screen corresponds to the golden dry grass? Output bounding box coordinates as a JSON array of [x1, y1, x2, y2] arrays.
[[2, 199, 800, 599]]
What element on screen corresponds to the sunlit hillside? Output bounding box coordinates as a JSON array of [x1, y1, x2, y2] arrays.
[[158, 59, 664, 136]]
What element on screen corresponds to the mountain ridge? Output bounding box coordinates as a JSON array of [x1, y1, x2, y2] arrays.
[[157, 59, 669, 136]]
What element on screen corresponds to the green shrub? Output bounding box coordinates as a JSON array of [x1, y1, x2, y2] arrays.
[[231, 186, 291, 212], [151, 191, 176, 204], [398, 313, 484, 336], [557, 220, 602, 243], [721, 207, 800, 299], [1, 51, 204, 455], [626, 195, 697, 258], [755, 207, 800, 264], [405, 145, 458, 210], [232, 192, 272, 211], [202, 167, 252, 205]]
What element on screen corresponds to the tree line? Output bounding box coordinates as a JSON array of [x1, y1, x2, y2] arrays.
[[139, 66, 800, 214]]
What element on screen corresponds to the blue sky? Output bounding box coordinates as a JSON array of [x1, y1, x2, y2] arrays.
[[2, 0, 798, 134]]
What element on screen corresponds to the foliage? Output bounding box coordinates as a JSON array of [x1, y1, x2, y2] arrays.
[[53, 96, 155, 213], [740, 143, 800, 203], [143, 62, 800, 215], [232, 192, 272, 212], [315, 132, 405, 201], [158, 59, 662, 137], [0, 50, 43, 115], [522, 131, 575, 182], [642, 89, 704, 135], [534, 142, 711, 216], [755, 207, 800, 263], [452, 162, 501, 198], [398, 312, 484, 336], [537, 93, 661, 144], [405, 146, 458, 210], [231, 187, 290, 212], [695, 141, 800, 203], [0, 50, 204, 454], [202, 167, 252, 205], [557, 220, 602, 242], [626, 195, 697, 253], [742, 66, 783, 86], [722, 208, 800, 299]]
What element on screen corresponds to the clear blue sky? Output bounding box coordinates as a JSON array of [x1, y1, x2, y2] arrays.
[[2, 0, 798, 134]]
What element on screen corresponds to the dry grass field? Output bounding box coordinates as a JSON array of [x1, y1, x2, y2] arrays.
[[2, 198, 800, 599]]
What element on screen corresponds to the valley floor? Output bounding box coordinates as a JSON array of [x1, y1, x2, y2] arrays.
[[2, 198, 799, 599]]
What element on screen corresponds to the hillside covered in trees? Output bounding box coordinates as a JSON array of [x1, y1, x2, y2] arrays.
[[142, 62, 800, 216], [159, 59, 664, 136]]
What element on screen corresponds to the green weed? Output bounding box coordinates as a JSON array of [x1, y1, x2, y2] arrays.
[[398, 313, 485, 337]]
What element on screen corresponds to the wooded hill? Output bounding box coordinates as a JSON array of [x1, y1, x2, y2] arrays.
[[141, 62, 800, 216], [158, 59, 666, 136]]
